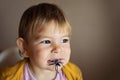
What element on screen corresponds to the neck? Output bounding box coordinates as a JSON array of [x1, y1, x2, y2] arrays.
[[28, 63, 57, 80]]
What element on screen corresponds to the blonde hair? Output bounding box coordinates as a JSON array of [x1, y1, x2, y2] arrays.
[[18, 3, 71, 43]]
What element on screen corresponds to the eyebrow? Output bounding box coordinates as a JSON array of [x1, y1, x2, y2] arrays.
[[34, 35, 69, 41]]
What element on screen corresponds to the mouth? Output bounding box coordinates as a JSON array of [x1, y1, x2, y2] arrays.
[[47, 58, 64, 72], [47, 58, 63, 66]]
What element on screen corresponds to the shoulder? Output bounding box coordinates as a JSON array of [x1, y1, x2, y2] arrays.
[[62, 62, 83, 80], [0, 59, 26, 79]]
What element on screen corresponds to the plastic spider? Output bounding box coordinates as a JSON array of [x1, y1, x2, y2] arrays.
[[49, 59, 63, 72]]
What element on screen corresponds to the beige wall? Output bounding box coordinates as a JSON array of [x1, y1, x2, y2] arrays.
[[0, 0, 120, 80]]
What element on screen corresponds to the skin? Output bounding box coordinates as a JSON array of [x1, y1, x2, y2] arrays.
[[17, 20, 71, 80]]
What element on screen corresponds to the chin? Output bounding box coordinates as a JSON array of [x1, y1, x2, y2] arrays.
[[47, 65, 62, 71], [47, 65, 56, 71]]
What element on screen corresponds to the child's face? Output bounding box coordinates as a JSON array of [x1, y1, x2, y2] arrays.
[[26, 21, 71, 71]]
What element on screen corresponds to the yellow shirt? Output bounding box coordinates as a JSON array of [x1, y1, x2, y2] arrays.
[[0, 60, 83, 80]]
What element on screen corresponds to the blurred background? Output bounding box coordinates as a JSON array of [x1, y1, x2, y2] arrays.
[[0, 0, 120, 80]]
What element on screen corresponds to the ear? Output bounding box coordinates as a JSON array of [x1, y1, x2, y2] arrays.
[[16, 38, 29, 58]]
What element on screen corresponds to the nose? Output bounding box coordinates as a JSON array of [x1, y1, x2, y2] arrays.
[[51, 43, 62, 54]]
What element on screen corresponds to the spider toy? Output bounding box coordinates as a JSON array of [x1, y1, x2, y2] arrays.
[[49, 59, 63, 72]]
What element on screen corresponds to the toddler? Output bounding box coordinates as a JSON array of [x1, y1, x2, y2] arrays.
[[0, 3, 82, 80]]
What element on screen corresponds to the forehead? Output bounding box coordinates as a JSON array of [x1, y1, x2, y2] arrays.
[[42, 21, 68, 34], [30, 20, 70, 40]]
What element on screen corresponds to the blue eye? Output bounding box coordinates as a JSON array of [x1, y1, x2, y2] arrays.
[[62, 39, 69, 43], [40, 40, 51, 44]]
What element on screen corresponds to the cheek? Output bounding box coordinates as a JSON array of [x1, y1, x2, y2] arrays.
[[63, 45, 71, 58], [29, 47, 49, 65], [29, 46, 44, 58], [62, 46, 71, 65], [64, 44, 71, 53], [31, 46, 51, 59]]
